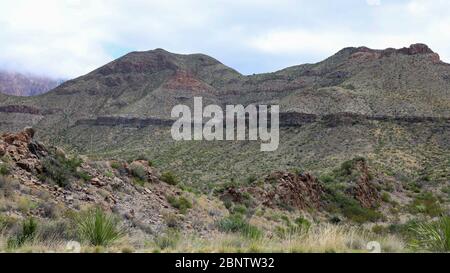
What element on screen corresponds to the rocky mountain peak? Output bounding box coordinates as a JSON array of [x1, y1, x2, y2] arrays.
[[346, 43, 440, 63]]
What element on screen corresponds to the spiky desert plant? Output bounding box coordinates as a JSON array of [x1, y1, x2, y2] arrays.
[[410, 216, 450, 252], [77, 208, 124, 246]]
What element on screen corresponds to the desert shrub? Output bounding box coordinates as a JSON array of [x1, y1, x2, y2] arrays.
[[0, 215, 17, 232], [0, 175, 19, 197], [294, 217, 311, 230], [329, 193, 381, 223], [232, 204, 248, 215], [41, 158, 71, 187], [410, 217, 450, 252], [405, 181, 423, 193], [161, 171, 178, 185], [104, 171, 114, 178], [110, 161, 121, 169], [7, 218, 38, 248], [167, 195, 192, 214], [76, 171, 92, 181], [41, 155, 83, 188], [37, 220, 75, 242], [76, 208, 124, 246], [245, 175, 257, 185], [320, 174, 335, 183], [154, 228, 180, 250], [409, 192, 442, 217], [276, 216, 311, 238], [65, 156, 83, 169], [38, 202, 62, 219], [17, 196, 38, 214], [218, 214, 262, 239], [0, 164, 10, 175], [339, 157, 366, 176], [132, 178, 146, 187], [163, 213, 180, 229], [372, 225, 388, 235], [130, 164, 147, 182], [381, 192, 392, 203]]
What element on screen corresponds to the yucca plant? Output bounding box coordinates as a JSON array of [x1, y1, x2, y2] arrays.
[[77, 208, 125, 246], [410, 216, 450, 252]]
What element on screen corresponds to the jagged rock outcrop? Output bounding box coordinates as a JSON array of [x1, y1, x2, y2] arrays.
[[0, 128, 226, 238], [262, 171, 324, 210], [345, 159, 381, 208]]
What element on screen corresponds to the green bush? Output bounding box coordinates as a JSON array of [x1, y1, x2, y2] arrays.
[[372, 225, 388, 235], [381, 192, 392, 203], [77, 171, 92, 181], [339, 157, 366, 176], [110, 161, 121, 169], [409, 192, 442, 217], [320, 174, 335, 183], [232, 204, 248, 215], [41, 155, 83, 188], [7, 218, 38, 248], [77, 208, 124, 246], [294, 217, 311, 230], [245, 175, 257, 185], [161, 172, 178, 185], [105, 171, 114, 178], [330, 193, 381, 223], [130, 164, 147, 181], [410, 217, 450, 252], [167, 195, 192, 214], [275, 216, 310, 238], [0, 164, 10, 175], [218, 214, 262, 239]]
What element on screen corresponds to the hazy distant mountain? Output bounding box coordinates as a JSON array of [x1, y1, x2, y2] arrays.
[[0, 70, 63, 96]]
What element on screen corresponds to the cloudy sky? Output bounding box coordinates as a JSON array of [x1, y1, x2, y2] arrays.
[[0, 0, 449, 79]]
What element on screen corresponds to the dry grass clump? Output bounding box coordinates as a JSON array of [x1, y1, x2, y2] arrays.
[[153, 224, 406, 253], [0, 222, 406, 253]]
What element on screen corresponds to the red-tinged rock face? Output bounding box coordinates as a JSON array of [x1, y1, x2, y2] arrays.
[[162, 70, 215, 94], [349, 43, 439, 64], [0, 127, 44, 174], [349, 159, 380, 208], [408, 43, 435, 55], [262, 171, 324, 210], [350, 51, 382, 62], [1, 127, 35, 145]]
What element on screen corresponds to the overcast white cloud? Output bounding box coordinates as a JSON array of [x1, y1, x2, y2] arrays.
[[0, 0, 449, 78]]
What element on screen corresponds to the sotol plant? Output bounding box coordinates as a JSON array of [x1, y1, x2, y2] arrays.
[[77, 208, 125, 246], [410, 216, 450, 252]]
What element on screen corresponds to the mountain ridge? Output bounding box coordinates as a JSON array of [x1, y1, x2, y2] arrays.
[[0, 43, 448, 190]]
